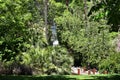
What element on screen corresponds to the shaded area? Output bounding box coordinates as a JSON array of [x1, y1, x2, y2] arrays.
[[0, 62, 32, 75], [92, 74, 120, 80], [0, 75, 120, 80], [0, 75, 94, 80], [0, 75, 77, 80]]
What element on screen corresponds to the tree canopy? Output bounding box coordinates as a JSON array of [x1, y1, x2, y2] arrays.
[[0, 0, 120, 75]]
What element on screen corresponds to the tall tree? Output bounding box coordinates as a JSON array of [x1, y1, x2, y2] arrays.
[[0, 0, 33, 60], [44, 0, 49, 44], [88, 0, 120, 32]]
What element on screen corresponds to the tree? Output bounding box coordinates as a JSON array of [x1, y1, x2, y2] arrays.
[[0, 0, 120, 75], [88, 0, 120, 32], [54, 0, 120, 73], [0, 0, 33, 61]]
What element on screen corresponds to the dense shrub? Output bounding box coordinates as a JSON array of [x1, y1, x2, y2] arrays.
[[20, 46, 73, 75]]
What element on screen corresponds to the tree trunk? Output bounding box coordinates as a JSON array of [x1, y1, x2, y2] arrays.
[[44, 0, 49, 44], [84, 0, 88, 35]]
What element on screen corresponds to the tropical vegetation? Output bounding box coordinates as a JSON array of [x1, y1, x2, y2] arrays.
[[0, 0, 120, 75]]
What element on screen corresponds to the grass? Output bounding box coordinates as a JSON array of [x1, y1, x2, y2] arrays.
[[0, 74, 120, 80], [65, 75, 94, 79]]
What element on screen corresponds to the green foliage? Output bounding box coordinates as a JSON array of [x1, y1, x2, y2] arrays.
[[99, 48, 120, 74], [0, 0, 34, 61], [20, 45, 73, 75], [89, 0, 120, 32], [54, 0, 120, 73], [0, 0, 120, 75]]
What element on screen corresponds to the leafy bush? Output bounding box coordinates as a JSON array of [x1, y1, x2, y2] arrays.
[[20, 45, 73, 75]]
